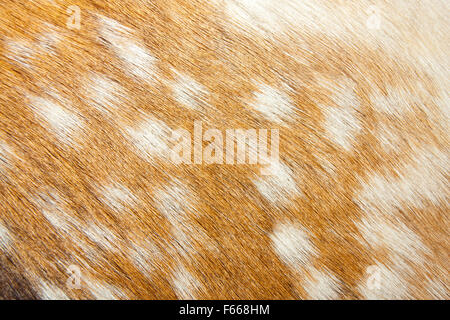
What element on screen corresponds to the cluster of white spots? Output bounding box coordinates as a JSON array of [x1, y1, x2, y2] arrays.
[[358, 261, 410, 300], [303, 269, 341, 300], [38, 280, 69, 300], [98, 182, 137, 212], [354, 147, 447, 298], [125, 116, 172, 161], [0, 222, 12, 251], [249, 83, 294, 124], [83, 278, 124, 300], [356, 146, 448, 214], [270, 222, 316, 269], [317, 77, 361, 151], [85, 74, 126, 114], [98, 16, 157, 83], [253, 160, 299, 207], [370, 86, 416, 116], [29, 95, 83, 145], [83, 223, 120, 253], [171, 70, 209, 110], [171, 265, 201, 299], [4, 38, 34, 68]]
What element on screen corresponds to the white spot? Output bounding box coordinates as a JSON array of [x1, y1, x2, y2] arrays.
[[29, 95, 83, 145], [83, 224, 120, 252], [98, 16, 157, 83], [370, 86, 416, 116], [318, 77, 361, 151], [358, 261, 410, 300], [0, 223, 12, 251], [171, 70, 208, 110], [357, 215, 429, 270], [0, 142, 13, 170], [4, 38, 34, 68], [39, 280, 69, 300], [154, 179, 194, 225], [355, 147, 448, 214], [128, 240, 161, 276], [249, 83, 294, 124], [304, 269, 341, 300], [36, 191, 82, 234], [84, 278, 124, 300], [426, 279, 449, 299], [270, 222, 316, 269], [125, 116, 172, 161], [172, 265, 200, 299], [85, 74, 125, 114], [98, 183, 137, 212], [253, 160, 299, 207]]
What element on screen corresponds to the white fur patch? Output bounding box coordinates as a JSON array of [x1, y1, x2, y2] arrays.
[[253, 160, 299, 206], [85, 74, 125, 114], [172, 265, 200, 299], [358, 262, 410, 300], [39, 280, 69, 300], [250, 83, 294, 124], [84, 278, 124, 300], [84, 224, 120, 252], [304, 269, 341, 300], [318, 77, 361, 151], [4, 38, 34, 68], [125, 116, 172, 161], [98, 16, 157, 83], [270, 222, 316, 269], [29, 95, 83, 145], [356, 147, 448, 214], [172, 70, 208, 110], [154, 179, 194, 224], [0, 222, 11, 251], [98, 183, 137, 212]]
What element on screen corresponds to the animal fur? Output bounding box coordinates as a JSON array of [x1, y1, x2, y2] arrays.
[[0, 0, 448, 299]]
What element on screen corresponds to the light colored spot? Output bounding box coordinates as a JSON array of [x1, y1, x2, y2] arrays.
[[253, 160, 299, 207], [172, 265, 200, 299], [0, 222, 11, 251], [355, 146, 448, 214], [358, 262, 410, 300], [357, 215, 430, 271], [5, 38, 34, 68], [85, 74, 125, 114], [84, 278, 124, 300], [29, 95, 83, 145], [171, 70, 208, 110], [304, 269, 341, 300], [39, 280, 69, 300], [98, 16, 157, 83], [0, 142, 13, 170], [36, 191, 82, 234], [154, 179, 194, 225], [318, 77, 361, 151], [270, 222, 316, 269], [98, 183, 137, 212], [426, 279, 449, 299], [84, 224, 120, 252], [370, 86, 416, 115], [125, 116, 172, 161], [249, 83, 294, 124], [129, 240, 161, 276]]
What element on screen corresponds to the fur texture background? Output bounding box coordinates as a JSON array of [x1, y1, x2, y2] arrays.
[[0, 0, 448, 299]]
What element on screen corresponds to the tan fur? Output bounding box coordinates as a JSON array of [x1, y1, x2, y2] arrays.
[[0, 0, 448, 299]]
